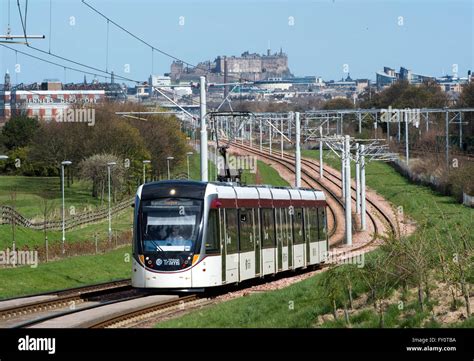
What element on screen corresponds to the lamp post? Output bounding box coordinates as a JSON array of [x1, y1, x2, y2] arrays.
[[186, 152, 193, 180], [61, 160, 72, 254], [142, 160, 151, 184], [166, 156, 174, 180], [107, 162, 116, 239]]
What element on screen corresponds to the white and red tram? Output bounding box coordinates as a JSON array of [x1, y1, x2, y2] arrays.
[[132, 181, 328, 290]]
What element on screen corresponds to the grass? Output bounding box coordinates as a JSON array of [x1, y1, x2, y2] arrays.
[[155, 149, 473, 328], [0, 176, 102, 219], [0, 245, 132, 299], [0, 209, 133, 250], [256, 160, 290, 187], [157, 274, 338, 328]]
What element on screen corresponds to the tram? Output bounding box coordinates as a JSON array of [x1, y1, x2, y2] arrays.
[[131, 180, 328, 290]]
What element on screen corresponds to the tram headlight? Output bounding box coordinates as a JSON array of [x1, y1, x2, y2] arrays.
[[170, 189, 176, 195]]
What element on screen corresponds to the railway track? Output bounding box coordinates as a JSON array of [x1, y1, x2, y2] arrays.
[[88, 294, 208, 328], [230, 142, 398, 248], [0, 279, 133, 327]]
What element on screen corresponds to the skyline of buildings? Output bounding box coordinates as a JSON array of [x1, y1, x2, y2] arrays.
[[0, 49, 472, 123]]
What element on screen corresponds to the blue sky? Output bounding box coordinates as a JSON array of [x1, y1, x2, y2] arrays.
[[0, 0, 472, 84]]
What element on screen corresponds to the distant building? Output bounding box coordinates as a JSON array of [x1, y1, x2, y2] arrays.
[[170, 49, 292, 83], [0, 74, 110, 124], [376, 66, 435, 89]]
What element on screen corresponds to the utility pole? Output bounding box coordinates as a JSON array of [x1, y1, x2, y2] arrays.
[[405, 110, 409, 165], [200, 76, 208, 181], [445, 109, 449, 171], [355, 143, 361, 214], [341, 140, 345, 199], [344, 135, 352, 245], [295, 112, 301, 188], [249, 118, 253, 148], [397, 111, 401, 143], [269, 122, 272, 155], [281, 116, 284, 159], [259, 118, 263, 151], [360, 144, 366, 231], [319, 126, 324, 179]]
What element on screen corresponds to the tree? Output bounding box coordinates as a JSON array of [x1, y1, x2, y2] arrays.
[[1, 115, 39, 150], [360, 80, 448, 109], [322, 98, 354, 110], [317, 264, 358, 326], [458, 82, 474, 107], [78, 153, 126, 202], [357, 249, 401, 328]]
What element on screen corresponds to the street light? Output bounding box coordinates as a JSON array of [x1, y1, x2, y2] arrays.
[[0, 155, 8, 160], [142, 160, 151, 184], [61, 160, 72, 254], [186, 152, 193, 180], [166, 156, 174, 180], [107, 162, 116, 239]]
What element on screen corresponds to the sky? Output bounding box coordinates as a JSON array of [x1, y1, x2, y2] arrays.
[[0, 0, 473, 85]]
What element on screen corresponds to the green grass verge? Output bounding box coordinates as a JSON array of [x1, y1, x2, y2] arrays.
[[0, 246, 132, 299], [256, 160, 290, 187], [0, 176, 101, 219], [157, 274, 338, 328], [0, 209, 133, 250]]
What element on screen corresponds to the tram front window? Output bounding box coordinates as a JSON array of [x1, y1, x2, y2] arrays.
[[141, 198, 202, 253]]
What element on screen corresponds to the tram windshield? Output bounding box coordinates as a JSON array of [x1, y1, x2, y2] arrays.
[[140, 198, 202, 252]]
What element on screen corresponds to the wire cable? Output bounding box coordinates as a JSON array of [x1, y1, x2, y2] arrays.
[[1, 43, 110, 81], [80, 0, 252, 84]]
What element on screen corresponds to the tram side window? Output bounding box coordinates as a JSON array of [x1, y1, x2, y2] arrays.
[[293, 208, 304, 245], [318, 208, 327, 242], [304, 208, 311, 243], [284, 207, 292, 245], [310, 208, 319, 242], [206, 209, 220, 254], [275, 208, 285, 246], [253, 209, 260, 247], [261, 209, 275, 248], [280, 208, 288, 247], [239, 209, 254, 252], [225, 209, 239, 254]]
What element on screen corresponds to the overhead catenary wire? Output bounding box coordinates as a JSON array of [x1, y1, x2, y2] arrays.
[[16, 0, 28, 43], [26, 44, 139, 84], [80, 0, 253, 84], [1, 43, 111, 81]]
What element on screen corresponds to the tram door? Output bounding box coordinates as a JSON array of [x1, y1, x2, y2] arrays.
[[219, 209, 226, 284], [254, 209, 261, 276]]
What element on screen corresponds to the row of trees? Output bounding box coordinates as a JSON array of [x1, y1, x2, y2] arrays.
[[0, 103, 190, 200]]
